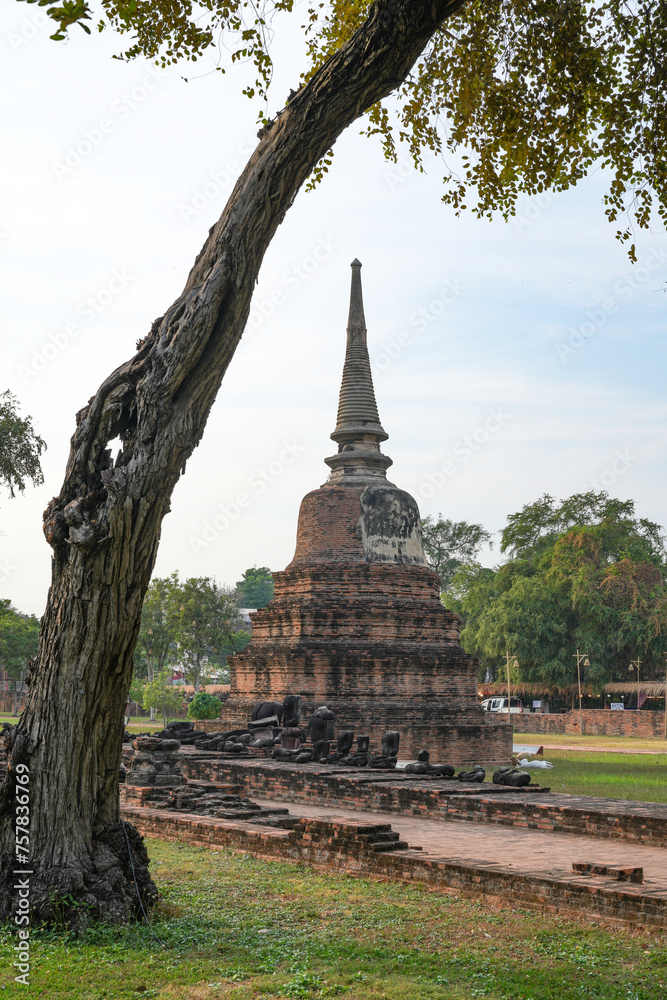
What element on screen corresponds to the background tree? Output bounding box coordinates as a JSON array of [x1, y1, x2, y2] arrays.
[[141, 672, 185, 730], [0, 602, 40, 716], [136, 574, 178, 685], [422, 515, 491, 593], [187, 692, 223, 721], [4, 0, 667, 926], [0, 390, 46, 501], [135, 573, 178, 718], [235, 566, 274, 609], [447, 493, 667, 688], [168, 576, 242, 693]]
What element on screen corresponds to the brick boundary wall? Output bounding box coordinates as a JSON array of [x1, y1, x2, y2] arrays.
[[0, 693, 25, 715], [175, 756, 667, 848], [519, 710, 667, 738], [122, 805, 667, 930]]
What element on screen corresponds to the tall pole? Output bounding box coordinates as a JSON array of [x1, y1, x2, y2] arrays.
[[628, 658, 642, 707], [506, 651, 511, 717], [576, 647, 583, 734], [573, 649, 589, 735]]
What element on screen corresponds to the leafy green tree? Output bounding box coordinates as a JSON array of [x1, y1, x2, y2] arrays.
[[8, 0, 667, 925], [26, 1, 667, 259], [137, 574, 178, 685], [422, 515, 491, 592], [0, 601, 40, 716], [188, 692, 222, 720], [168, 576, 242, 692], [447, 493, 667, 688], [141, 672, 185, 730], [0, 390, 46, 501], [235, 567, 274, 609]]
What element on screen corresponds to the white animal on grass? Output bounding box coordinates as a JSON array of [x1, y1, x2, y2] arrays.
[[513, 752, 554, 769]]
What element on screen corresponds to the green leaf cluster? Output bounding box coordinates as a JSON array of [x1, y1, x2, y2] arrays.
[[445, 492, 667, 689], [421, 514, 491, 592], [141, 669, 186, 728], [187, 690, 222, 719], [0, 390, 46, 501], [134, 573, 246, 693], [0, 599, 40, 681], [21, 2, 667, 255], [234, 565, 274, 609]]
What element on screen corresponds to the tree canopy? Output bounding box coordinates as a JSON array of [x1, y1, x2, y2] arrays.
[[166, 575, 242, 691], [235, 566, 274, 609], [136, 572, 178, 685], [24, 0, 667, 258], [0, 601, 40, 715], [135, 574, 247, 691], [0, 600, 40, 681], [446, 492, 667, 689], [421, 515, 491, 592], [0, 390, 46, 501]]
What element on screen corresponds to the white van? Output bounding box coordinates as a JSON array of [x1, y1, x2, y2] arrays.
[[481, 696, 524, 714]]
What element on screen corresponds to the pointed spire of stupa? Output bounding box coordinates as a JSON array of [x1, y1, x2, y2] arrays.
[[324, 260, 393, 484]]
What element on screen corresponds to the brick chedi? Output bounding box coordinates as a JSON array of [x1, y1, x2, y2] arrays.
[[225, 260, 512, 765]]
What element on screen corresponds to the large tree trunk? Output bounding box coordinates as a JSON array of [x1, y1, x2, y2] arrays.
[[0, 0, 464, 926]]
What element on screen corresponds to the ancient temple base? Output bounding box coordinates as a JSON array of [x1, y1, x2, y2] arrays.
[[219, 698, 511, 765]]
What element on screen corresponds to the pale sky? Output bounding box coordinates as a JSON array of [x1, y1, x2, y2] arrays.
[[2, 5, 666, 617]]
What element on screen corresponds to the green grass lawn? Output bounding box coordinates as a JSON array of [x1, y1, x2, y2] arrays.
[[526, 749, 667, 803], [1, 839, 665, 999], [515, 731, 667, 753]]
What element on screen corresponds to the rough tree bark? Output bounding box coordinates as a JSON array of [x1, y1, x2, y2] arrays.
[[0, 0, 464, 926]]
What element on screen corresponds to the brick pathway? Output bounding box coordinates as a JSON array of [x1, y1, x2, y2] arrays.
[[252, 796, 667, 890]]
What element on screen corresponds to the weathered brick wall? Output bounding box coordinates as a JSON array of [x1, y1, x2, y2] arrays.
[[288, 487, 368, 565], [223, 481, 513, 766], [123, 805, 667, 929], [178, 756, 667, 847], [223, 559, 512, 764], [519, 710, 666, 738], [0, 693, 24, 714]]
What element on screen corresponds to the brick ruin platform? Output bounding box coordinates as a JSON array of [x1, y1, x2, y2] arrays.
[[175, 751, 667, 847], [120, 741, 667, 927], [121, 801, 667, 929], [221, 260, 511, 765]]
